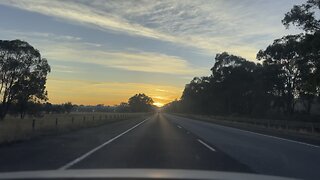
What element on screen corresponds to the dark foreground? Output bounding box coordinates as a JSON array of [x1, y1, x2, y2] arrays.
[[0, 113, 319, 179]]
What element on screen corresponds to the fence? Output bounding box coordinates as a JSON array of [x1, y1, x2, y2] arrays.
[[175, 113, 320, 135], [0, 112, 149, 144]]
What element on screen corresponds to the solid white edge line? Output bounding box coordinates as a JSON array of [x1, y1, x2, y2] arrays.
[[171, 115, 320, 149], [197, 139, 216, 152], [235, 128, 320, 149], [58, 117, 150, 170]]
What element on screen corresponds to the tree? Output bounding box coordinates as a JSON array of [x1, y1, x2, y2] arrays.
[[128, 93, 154, 112], [179, 52, 270, 116], [63, 102, 73, 114], [210, 52, 260, 115], [0, 40, 50, 119], [165, 0, 320, 117], [181, 76, 211, 114], [280, 0, 320, 113], [282, 0, 320, 33], [116, 102, 131, 112], [43, 102, 53, 114], [257, 35, 304, 114]]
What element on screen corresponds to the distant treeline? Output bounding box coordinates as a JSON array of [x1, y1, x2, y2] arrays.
[[164, 1, 320, 121], [6, 93, 155, 119]]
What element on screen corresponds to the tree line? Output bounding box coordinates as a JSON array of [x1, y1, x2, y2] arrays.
[[164, 0, 320, 120], [2, 93, 155, 119]]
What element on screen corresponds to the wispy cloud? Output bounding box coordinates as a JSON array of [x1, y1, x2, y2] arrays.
[[52, 65, 77, 73], [0, 28, 205, 76], [44, 44, 207, 75], [0, 0, 303, 60], [0, 28, 82, 41]]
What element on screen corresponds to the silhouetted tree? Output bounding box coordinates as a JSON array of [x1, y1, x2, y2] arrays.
[[0, 40, 50, 119], [178, 52, 271, 116], [128, 93, 154, 112], [164, 0, 320, 119], [63, 102, 73, 114], [282, 0, 320, 33], [116, 102, 131, 112], [282, 0, 320, 113], [257, 35, 304, 114], [43, 102, 52, 114]]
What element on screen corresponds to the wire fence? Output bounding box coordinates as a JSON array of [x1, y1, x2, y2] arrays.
[[175, 113, 320, 135], [0, 112, 149, 144]]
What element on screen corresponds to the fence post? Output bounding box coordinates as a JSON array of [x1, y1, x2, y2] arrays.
[[311, 123, 315, 133], [55, 118, 58, 132], [32, 119, 35, 131]]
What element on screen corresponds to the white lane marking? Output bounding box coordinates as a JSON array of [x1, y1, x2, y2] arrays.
[[197, 139, 216, 152], [234, 128, 320, 149], [177, 125, 182, 129], [170, 115, 320, 149], [58, 118, 150, 170]]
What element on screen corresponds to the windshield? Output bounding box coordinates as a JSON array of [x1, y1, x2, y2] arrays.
[[0, 0, 319, 180]]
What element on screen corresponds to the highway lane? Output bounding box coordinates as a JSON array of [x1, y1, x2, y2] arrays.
[[0, 117, 145, 171], [0, 113, 252, 174], [70, 113, 252, 172], [1, 113, 318, 179], [166, 114, 320, 180]]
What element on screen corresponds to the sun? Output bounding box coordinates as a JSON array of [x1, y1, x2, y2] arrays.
[[153, 102, 164, 107]]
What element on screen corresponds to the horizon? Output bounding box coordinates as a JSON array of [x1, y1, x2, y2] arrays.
[[0, 0, 303, 107]]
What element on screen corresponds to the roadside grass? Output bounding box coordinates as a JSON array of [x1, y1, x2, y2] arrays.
[[0, 112, 148, 144]]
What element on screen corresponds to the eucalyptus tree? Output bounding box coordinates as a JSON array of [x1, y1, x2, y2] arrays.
[[0, 40, 50, 119]]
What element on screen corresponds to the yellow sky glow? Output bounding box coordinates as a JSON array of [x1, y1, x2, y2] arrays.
[[46, 78, 182, 106], [153, 102, 164, 107]]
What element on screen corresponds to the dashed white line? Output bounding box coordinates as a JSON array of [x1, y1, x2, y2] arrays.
[[58, 118, 150, 170], [197, 139, 216, 152], [177, 125, 182, 129]]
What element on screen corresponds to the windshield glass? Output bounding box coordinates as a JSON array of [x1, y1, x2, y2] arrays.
[[0, 0, 319, 180]]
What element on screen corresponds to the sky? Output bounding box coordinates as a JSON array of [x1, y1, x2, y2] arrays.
[[0, 0, 304, 107]]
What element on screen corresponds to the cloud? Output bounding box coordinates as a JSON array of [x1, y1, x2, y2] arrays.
[[52, 65, 77, 73], [0, 0, 303, 60], [44, 44, 207, 75], [0, 28, 205, 76], [0, 28, 82, 41]]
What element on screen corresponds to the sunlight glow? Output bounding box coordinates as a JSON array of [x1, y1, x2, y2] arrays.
[[153, 102, 164, 107], [46, 78, 182, 105]]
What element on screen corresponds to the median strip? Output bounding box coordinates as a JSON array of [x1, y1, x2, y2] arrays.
[[58, 117, 150, 170]]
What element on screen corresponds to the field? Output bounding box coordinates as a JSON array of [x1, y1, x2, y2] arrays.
[[0, 112, 149, 144]]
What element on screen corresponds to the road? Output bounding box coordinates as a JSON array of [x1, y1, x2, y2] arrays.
[[0, 113, 319, 179]]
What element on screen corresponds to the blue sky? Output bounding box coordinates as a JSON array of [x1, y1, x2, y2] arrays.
[[0, 0, 304, 106]]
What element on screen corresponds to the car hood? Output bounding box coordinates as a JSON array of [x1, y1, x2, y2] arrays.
[[0, 169, 298, 180]]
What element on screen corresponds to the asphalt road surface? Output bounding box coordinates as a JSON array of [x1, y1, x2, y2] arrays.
[[0, 113, 319, 180]]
